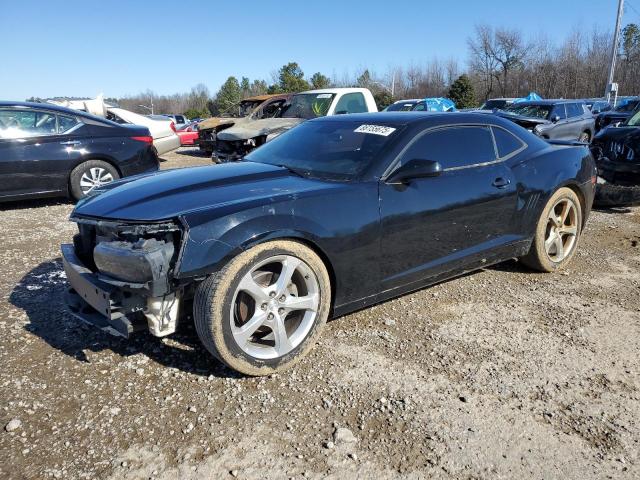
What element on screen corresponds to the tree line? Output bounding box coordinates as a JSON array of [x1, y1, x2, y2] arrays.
[[104, 22, 640, 117]]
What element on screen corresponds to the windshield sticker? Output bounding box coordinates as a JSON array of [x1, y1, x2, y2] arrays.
[[316, 93, 333, 99], [354, 124, 396, 136]]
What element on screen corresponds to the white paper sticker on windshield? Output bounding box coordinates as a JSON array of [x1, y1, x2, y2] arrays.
[[316, 93, 333, 99], [354, 124, 396, 136]]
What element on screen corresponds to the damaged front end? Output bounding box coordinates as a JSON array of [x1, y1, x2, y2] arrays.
[[213, 118, 304, 163], [214, 136, 266, 163], [590, 127, 640, 207], [62, 217, 185, 338]]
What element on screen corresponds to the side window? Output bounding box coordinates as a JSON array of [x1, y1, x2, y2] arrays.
[[0, 109, 56, 138], [566, 103, 581, 118], [175, 115, 185, 124], [492, 127, 525, 158], [400, 126, 496, 169], [57, 114, 81, 134], [412, 103, 427, 111], [334, 93, 368, 114], [552, 104, 567, 120]]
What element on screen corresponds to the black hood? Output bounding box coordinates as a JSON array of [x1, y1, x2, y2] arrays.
[[72, 162, 332, 222]]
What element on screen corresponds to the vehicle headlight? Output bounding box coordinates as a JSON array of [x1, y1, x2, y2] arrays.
[[94, 238, 174, 284]]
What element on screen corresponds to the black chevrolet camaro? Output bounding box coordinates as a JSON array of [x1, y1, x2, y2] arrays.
[[61, 112, 596, 375], [0, 101, 159, 202]]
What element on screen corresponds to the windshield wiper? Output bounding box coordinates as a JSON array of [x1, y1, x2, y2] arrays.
[[273, 164, 309, 178]]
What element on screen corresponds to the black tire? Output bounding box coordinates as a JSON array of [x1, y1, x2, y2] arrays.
[[69, 160, 120, 201], [578, 131, 590, 143], [520, 187, 583, 272], [193, 240, 331, 376]]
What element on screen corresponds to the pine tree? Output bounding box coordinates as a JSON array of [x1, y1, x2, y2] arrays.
[[216, 77, 242, 115], [448, 75, 476, 109]]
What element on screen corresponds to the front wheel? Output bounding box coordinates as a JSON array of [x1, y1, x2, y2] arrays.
[[578, 131, 590, 143], [520, 187, 583, 272], [69, 160, 120, 201], [194, 240, 331, 376]]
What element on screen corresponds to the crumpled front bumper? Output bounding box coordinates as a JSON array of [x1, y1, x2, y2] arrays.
[[61, 244, 146, 338]]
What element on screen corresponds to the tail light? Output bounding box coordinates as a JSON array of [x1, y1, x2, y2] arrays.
[[131, 136, 154, 144], [170, 122, 176, 132]]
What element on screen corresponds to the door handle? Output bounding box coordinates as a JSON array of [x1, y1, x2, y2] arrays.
[[492, 177, 511, 188], [60, 140, 81, 146]]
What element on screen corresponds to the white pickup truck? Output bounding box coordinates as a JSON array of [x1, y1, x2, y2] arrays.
[[214, 87, 378, 162]]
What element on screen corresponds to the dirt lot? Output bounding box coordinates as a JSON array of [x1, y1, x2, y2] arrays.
[[1, 147, 639, 479]]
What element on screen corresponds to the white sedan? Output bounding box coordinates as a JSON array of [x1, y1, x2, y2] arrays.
[[106, 108, 180, 156]]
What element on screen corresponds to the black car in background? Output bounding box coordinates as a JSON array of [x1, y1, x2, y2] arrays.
[[583, 98, 612, 116], [498, 100, 595, 142], [595, 98, 640, 132], [591, 109, 640, 206], [60, 112, 596, 376], [0, 102, 159, 202]]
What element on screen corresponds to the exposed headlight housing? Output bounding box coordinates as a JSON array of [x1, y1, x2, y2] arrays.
[[94, 238, 174, 284]]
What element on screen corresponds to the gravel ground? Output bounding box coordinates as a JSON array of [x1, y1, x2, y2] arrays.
[[1, 147, 639, 479]]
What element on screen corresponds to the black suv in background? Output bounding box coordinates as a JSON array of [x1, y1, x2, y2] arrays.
[[497, 100, 595, 142], [0, 102, 159, 202], [595, 98, 640, 132]]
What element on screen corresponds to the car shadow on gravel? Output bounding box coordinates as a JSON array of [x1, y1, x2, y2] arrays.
[[10, 258, 242, 379], [593, 206, 634, 214], [0, 197, 73, 211], [165, 147, 209, 158]]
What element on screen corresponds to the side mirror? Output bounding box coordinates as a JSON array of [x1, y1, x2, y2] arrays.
[[552, 115, 561, 123], [387, 159, 442, 184]]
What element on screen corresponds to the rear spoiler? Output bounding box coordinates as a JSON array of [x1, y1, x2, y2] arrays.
[[545, 139, 589, 147]]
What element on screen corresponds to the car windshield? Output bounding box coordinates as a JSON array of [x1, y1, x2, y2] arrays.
[[615, 100, 640, 112], [386, 102, 417, 112], [281, 93, 336, 119], [624, 110, 640, 126], [504, 104, 552, 119], [238, 100, 263, 117], [244, 120, 401, 181]]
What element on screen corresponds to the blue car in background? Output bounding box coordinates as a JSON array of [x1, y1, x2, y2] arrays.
[[385, 97, 456, 112]]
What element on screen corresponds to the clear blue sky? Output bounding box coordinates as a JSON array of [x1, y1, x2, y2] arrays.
[[0, 0, 634, 100]]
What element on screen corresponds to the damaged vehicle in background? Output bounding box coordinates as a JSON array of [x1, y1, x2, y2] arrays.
[[105, 108, 180, 156], [197, 94, 291, 155], [497, 100, 594, 142], [61, 112, 595, 376], [213, 88, 378, 162], [595, 97, 640, 132], [590, 109, 640, 207]]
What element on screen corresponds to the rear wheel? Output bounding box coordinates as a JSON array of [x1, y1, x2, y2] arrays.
[[194, 240, 331, 376], [69, 160, 119, 201], [520, 187, 582, 272]]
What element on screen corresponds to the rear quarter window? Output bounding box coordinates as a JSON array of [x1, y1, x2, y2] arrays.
[[492, 127, 525, 158]]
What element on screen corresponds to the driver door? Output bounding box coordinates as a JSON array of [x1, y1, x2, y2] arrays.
[[378, 125, 520, 292]]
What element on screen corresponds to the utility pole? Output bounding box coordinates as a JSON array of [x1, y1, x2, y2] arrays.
[[606, 0, 624, 104]]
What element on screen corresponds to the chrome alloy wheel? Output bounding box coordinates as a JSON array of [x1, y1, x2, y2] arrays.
[[79, 167, 114, 194], [544, 197, 578, 262], [230, 255, 320, 360]]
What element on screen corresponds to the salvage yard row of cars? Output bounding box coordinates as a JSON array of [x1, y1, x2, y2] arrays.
[[0, 87, 638, 376]]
